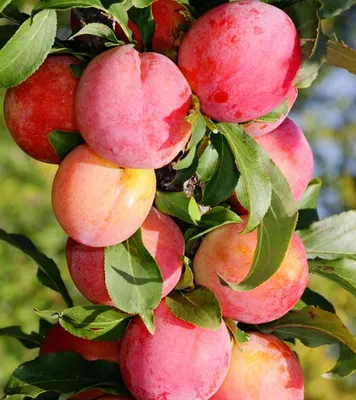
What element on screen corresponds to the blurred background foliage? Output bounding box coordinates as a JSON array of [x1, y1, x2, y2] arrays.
[[1, 5, 356, 400]]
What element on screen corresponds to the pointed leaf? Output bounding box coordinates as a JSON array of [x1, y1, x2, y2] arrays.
[[174, 263, 194, 290], [326, 40, 356, 75], [0, 9, 57, 88], [224, 318, 249, 344], [297, 178, 321, 230], [0, 326, 43, 349], [298, 211, 356, 260], [259, 306, 356, 351], [155, 191, 201, 224], [0, 229, 73, 307], [196, 143, 219, 183], [295, 287, 335, 314], [104, 229, 163, 316], [308, 258, 356, 297], [320, 0, 356, 19], [70, 23, 121, 43], [166, 286, 222, 331], [128, 5, 155, 51], [202, 133, 240, 206], [4, 353, 126, 398], [323, 345, 356, 379], [216, 123, 271, 233], [59, 306, 131, 341]]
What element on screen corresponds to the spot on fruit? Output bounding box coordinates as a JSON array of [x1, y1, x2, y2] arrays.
[[214, 91, 229, 103]]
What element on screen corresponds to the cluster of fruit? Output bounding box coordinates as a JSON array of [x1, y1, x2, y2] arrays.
[[3, 1, 314, 399]]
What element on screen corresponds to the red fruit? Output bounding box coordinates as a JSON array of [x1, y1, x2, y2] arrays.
[[178, 0, 301, 123], [75, 46, 192, 169], [4, 56, 79, 163], [193, 219, 309, 324], [255, 118, 314, 201], [152, 0, 190, 55], [211, 333, 304, 400], [66, 207, 185, 306], [120, 300, 231, 400], [243, 86, 298, 138]]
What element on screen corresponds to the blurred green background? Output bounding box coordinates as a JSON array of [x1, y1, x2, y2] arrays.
[[1, 7, 356, 400]]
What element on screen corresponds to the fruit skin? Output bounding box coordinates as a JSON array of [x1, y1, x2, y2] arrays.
[[52, 144, 156, 247], [40, 323, 122, 400], [4, 56, 79, 163], [75, 46, 192, 169], [243, 86, 298, 138], [211, 332, 304, 400], [255, 118, 313, 201], [152, 0, 190, 55], [193, 220, 309, 324], [178, 0, 301, 123], [66, 207, 185, 305], [120, 300, 231, 400]]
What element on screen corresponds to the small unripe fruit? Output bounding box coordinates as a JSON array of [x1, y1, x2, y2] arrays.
[[75, 46, 192, 169], [120, 300, 231, 400], [66, 207, 185, 305], [178, 1, 301, 123], [211, 333, 304, 400], [4, 56, 79, 163], [52, 144, 156, 247]]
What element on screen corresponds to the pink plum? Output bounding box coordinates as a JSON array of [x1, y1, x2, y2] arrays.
[[75, 46, 192, 169], [66, 207, 185, 305], [52, 144, 156, 247], [120, 300, 231, 400], [211, 332, 304, 400], [178, 1, 301, 122], [193, 220, 309, 324]]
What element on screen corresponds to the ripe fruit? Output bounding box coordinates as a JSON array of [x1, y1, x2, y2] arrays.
[[66, 207, 185, 306], [152, 0, 190, 55], [193, 221, 309, 324], [52, 144, 156, 247], [100, 397, 135, 400], [120, 300, 231, 400], [243, 86, 298, 137], [75, 46, 192, 169], [178, 1, 301, 122], [211, 333, 304, 400], [40, 323, 122, 400], [4, 56, 79, 163], [255, 118, 313, 201]]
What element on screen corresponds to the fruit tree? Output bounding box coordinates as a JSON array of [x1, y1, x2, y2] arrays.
[[0, 0, 356, 399]]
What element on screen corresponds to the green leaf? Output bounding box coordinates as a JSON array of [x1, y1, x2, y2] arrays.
[[188, 206, 242, 241], [48, 131, 84, 160], [0, 229, 73, 307], [32, 0, 133, 41], [1, 3, 27, 23], [224, 318, 249, 344], [132, 0, 154, 7], [0, 9, 57, 88], [59, 306, 131, 341], [259, 306, 356, 351], [174, 146, 197, 171], [0, 25, 18, 49], [128, 5, 155, 51], [70, 63, 87, 78], [323, 345, 356, 379], [0, 0, 13, 14], [217, 127, 298, 291], [166, 286, 222, 331], [186, 99, 207, 150], [298, 211, 356, 260], [4, 353, 127, 398], [139, 308, 155, 335], [326, 40, 356, 75], [308, 258, 356, 297], [171, 149, 199, 185], [202, 133, 240, 207], [174, 262, 194, 290], [216, 123, 271, 233], [295, 287, 335, 314], [104, 229, 163, 318], [253, 99, 288, 123], [155, 191, 201, 224], [319, 0, 356, 19], [297, 177, 322, 230], [70, 22, 121, 43], [196, 142, 219, 183], [294, 27, 328, 89], [0, 326, 43, 349]]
